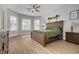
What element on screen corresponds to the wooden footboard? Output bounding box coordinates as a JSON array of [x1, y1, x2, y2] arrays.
[[31, 31, 46, 46], [31, 31, 62, 46]]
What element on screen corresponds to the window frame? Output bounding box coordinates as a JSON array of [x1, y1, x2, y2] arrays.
[[9, 15, 18, 31], [22, 18, 31, 30], [34, 19, 40, 30]]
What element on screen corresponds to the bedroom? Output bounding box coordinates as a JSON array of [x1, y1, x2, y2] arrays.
[[0, 4, 79, 54]]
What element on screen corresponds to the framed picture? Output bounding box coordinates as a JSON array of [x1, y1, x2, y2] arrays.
[[70, 10, 78, 20]]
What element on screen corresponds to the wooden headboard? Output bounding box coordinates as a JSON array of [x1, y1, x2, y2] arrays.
[[46, 21, 63, 31]]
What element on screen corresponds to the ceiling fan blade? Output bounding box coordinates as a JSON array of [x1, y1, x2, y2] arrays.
[[36, 6, 40, 8], [35, 9, 39, 12], [33, 5, 36, 8]]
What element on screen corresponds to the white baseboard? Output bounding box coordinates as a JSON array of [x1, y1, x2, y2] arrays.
[[9, 34, 20, 38], [9, 33, 31, 38]]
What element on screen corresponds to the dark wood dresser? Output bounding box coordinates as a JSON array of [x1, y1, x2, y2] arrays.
[[66, 32, 79, 45], [0, 30, 9, 54]]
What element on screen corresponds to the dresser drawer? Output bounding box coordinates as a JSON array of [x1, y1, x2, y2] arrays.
[[66, 32, 79, 44]]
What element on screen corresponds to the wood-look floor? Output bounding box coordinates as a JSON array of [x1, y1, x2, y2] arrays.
[[9, 35, 53, 54], [9, 35, 79, 54]]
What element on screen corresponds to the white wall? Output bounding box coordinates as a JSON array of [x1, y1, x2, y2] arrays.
[[0, 5, 4, 29], [41, 4, 79, 40], [0, 5, 2, 29]]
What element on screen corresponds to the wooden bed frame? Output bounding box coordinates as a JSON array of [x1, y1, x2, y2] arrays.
[[31, 21, 63, 46]]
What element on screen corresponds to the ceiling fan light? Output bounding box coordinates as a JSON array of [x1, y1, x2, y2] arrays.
[[32, 8, 35, 11]]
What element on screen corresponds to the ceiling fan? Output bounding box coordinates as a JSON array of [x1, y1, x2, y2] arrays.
[[26, 5, 40, 12]]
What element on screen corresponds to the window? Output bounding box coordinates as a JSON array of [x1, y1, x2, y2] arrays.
[[22, 19, 31, 30], [34, 19, 40, 30], [10, 16, 18, 31]]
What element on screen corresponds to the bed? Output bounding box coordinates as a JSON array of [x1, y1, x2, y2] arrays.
[[31, 21, 63, 46]]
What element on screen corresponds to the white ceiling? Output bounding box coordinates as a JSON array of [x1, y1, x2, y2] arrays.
[[5, 4, 64, 16]]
